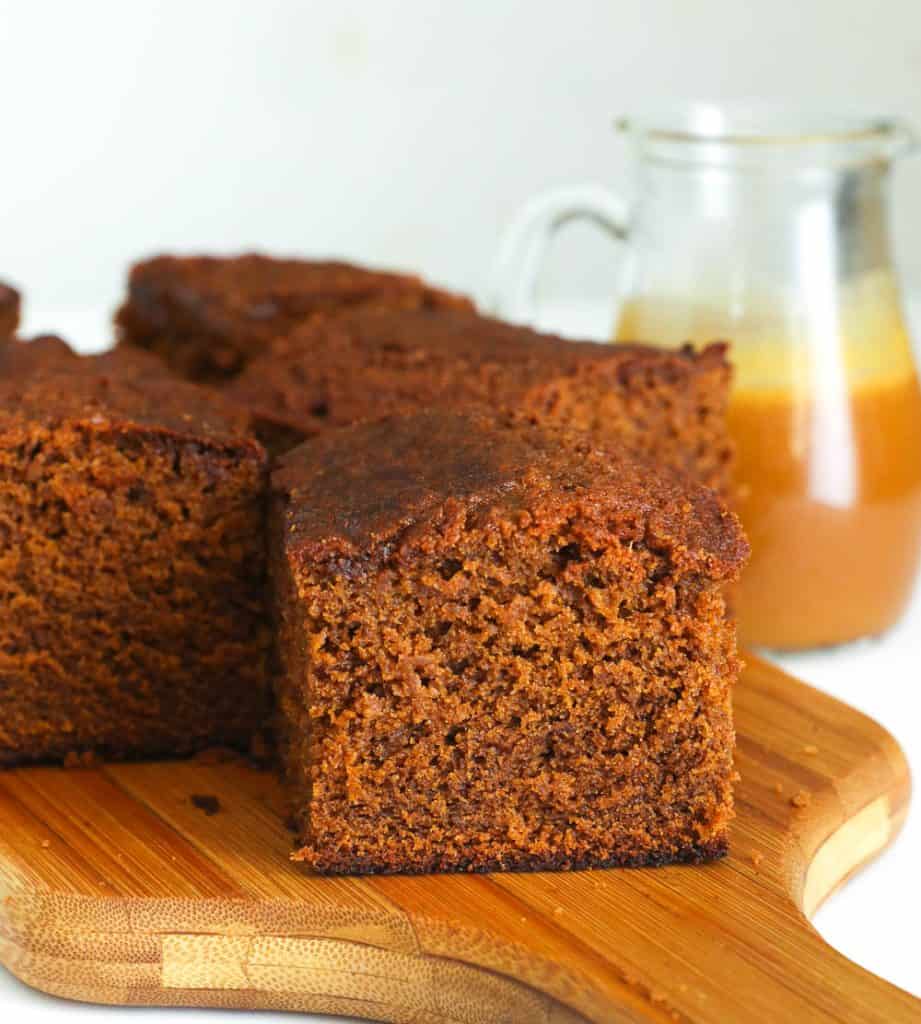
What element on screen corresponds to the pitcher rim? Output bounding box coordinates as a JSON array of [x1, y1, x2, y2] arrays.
[[616, 104, 915, 152]]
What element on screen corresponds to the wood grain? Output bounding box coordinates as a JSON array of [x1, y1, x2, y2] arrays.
[[0, 655, 914, 1023]]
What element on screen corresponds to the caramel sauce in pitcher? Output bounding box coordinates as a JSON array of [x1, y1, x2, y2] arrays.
[[615, 272, 921, 649], [728, 369, 921, 648]]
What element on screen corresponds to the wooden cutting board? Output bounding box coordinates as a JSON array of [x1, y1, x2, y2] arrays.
[[0, 655, 915, 1024]]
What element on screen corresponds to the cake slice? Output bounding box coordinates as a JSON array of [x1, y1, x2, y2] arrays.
[[270, 410, 748, 875], [0, 281, 21, 339], [0, 365, 271, 763], [228, 308, 733, 496], [115, 253, 473, 382]]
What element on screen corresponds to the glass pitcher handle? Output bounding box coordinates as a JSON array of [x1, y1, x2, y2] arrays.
[[489, 184, 630, 322]]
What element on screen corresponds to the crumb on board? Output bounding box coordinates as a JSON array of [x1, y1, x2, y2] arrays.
[[40, 839, 51, 849], [190, 794, 222, 816], [63, 750, 98, 770], [790, 790, 811, 808], [803, 744, 819, 756], [750, 850, 764, 868], [773, 781, 783, 795], [553, 906, 564, 916]]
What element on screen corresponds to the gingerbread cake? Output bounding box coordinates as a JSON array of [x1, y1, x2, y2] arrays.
[[0, 281, 21, 339], [270, 409, 747, 874], [115, 254, 473, 382], [0, 364, 271, 764], [228, 309, 733, 495]]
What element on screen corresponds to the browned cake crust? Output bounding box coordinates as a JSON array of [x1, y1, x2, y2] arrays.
[[0, 336, 171, 381], [270, 410, 748, 875], [0, 364, 271, 764], [115, 254, 474, 383], [0, 335, 78, 375], [228, 309, 733, 495], [0, 281, 21, 339]]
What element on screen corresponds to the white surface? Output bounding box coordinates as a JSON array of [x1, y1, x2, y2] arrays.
[[3, 0, 921, 315], [0, 305, 917, 1019]]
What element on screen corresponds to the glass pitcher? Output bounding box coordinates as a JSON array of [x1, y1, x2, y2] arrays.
[[493, 106, 921, 650]]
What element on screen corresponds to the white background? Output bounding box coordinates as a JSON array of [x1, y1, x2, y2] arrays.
[[0, 0, 919, 1018], [3, 0, 921, 317]]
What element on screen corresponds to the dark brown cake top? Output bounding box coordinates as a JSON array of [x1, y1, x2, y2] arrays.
[[230, 308, 728, 435], [126, 254, 472, 323], [0, 360, 261, 450], [273, 409, 747, 579]]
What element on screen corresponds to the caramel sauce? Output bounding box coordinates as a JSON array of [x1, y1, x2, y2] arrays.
[[728, 373, 921, 648], [615, 278, 921, 649]]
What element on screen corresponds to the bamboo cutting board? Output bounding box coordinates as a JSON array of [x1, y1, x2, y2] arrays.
[[0, 655, 915, 1024]]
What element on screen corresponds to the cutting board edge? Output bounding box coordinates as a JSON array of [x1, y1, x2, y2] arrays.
[[0, 920, 606, 1024], [782, 669, 913, 918]]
